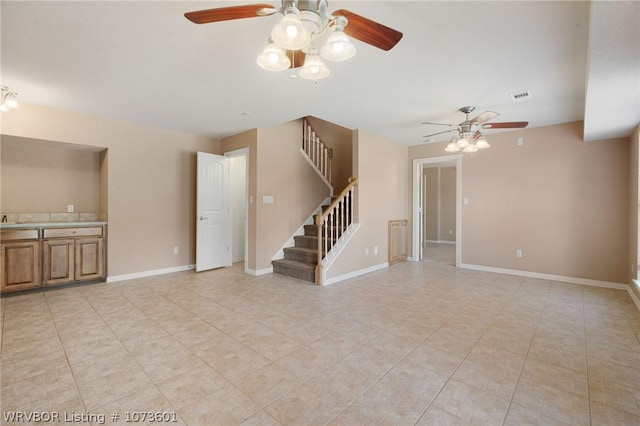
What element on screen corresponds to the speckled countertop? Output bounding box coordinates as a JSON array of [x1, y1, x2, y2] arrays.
[[0, 222, 107, 229]]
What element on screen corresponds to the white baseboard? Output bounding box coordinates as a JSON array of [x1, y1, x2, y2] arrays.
[[107, 264, 195, 283], [459, 263, 628, 290], [425, 240, 456, 245], [324, 262, 389, 286], [247, 267, 273, 276]]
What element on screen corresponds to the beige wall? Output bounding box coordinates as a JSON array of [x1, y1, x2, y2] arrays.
[[630, 125, 639, 299], [222, 120, 330, 272], [305, 116, 353, 192], [327, 129, 408, 278], [409, 121, 630, 284], [1, 103, 218, 277], [1, 135, 101, 214]]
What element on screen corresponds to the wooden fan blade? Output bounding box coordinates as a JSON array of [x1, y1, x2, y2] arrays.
[[470, 110, 499, 125], [481, 121, 529, 129], [286, 50, 305, 69], [332, 9, 403, 51], [423, 129, 456, 138], [185, 4, 275, 24]]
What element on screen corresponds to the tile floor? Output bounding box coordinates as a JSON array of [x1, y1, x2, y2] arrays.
[[422, 243, 456, 266], [1, 261, 639, 425]]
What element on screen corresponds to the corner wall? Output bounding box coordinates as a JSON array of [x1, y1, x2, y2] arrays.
[[409, 121, 630, 284], [327, 129, 408, 280]]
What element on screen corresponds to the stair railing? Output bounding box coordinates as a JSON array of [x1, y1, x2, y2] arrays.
[[315, 177, 358, 284], [302, 118, 333, 188]]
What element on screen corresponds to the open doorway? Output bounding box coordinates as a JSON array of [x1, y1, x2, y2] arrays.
[[422, 163, 457, 266], [225, 148, 249, 272], [412, 155, 462, 266]]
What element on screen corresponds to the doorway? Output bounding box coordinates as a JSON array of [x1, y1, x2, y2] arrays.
[[412, 155, 462, 266], [225, 148, 249, 272]]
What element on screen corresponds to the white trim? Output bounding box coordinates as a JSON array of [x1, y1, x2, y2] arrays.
[[412, 155, 462, 266], [324, 262, 389, 286], [246, 266, 273, 276], [107, 264, 195, 283], [630, 280, 640, 311], [460, 263, 628, 290]]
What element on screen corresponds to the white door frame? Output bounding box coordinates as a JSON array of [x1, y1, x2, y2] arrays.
[[225, 148, 249, 274], [411, 154, 462, 266]]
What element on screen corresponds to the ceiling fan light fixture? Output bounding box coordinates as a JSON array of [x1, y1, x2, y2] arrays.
[[0, 86, 18, 112], [320, 29, 356, 61], [299, 53, 330, 80], [271, 10, 310, 50], [256, 42, 291, 71], [456, 137, 469, 148], [463, 143, 478, 153], [475, 136, 490, 149], [445, 141, 460, 153]]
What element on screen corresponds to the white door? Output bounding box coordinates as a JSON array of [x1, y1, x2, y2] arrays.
[[196, 152, 231, 272]]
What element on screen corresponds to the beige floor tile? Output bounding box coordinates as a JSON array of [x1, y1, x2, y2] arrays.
[[403, 343, 465, 377], [588, 375, 640, 416], [178, 384, 260, 425], [590, 400, 640, 426], [233, 362, 302, 407], [504, 403, 572, 425], [432, 379, 510, 425], [70, 346, 139, 384], [512, 379, 590, 425], [415, 405, 468, 426], [239, 409, 282, 426], [76, 366, 153, 411], [156, 364, 229, 410], [518, 358, 588, 398]]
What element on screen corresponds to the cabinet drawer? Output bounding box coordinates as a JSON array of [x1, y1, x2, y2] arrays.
[[43, 227, 103, 239], [1, 229, 40, 241]]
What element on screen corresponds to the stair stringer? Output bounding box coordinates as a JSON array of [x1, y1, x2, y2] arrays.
[[318, 222, 361, 286], [271, 197, 331, 262]]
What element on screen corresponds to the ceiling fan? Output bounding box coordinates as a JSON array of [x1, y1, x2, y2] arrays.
[[184, 1, 403, 79], [422, 106, 528, 153]]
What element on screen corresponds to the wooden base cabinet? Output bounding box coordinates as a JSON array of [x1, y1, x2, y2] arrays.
[[43, 239, 74, 285], [1, 240, 41, 292], [42, 227, 105, 286], [75, 237, 104, 281]]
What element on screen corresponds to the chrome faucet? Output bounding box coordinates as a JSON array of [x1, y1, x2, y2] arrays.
[[2, 215, 7, 223]]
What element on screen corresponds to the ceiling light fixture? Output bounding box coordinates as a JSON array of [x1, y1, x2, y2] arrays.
[[444, 131, 490, 153], [0, 86, 18, 112], [257, 1, 356, 80]]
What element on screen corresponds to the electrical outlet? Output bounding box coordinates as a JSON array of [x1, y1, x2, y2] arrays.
[[67, 205, 74, 213], [173, 246, 179, 254], [517, 138, 524, 146], [365, 248, 369, 256], [374, 246, 378, 255], [516, 249, 523, 258]]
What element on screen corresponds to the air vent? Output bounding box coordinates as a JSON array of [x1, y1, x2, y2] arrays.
[[510, 90, 532, 101]]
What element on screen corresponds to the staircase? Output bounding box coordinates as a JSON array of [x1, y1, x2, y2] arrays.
[[271, 118, 357, 285]]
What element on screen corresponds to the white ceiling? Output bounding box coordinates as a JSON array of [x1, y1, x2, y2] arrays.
[[1, 1, 638, 146]]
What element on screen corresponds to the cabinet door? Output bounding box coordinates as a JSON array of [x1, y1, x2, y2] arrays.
[[43, 239, 75, 285], [1, 241, 41, 292], [75, 237, 104, 281]]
